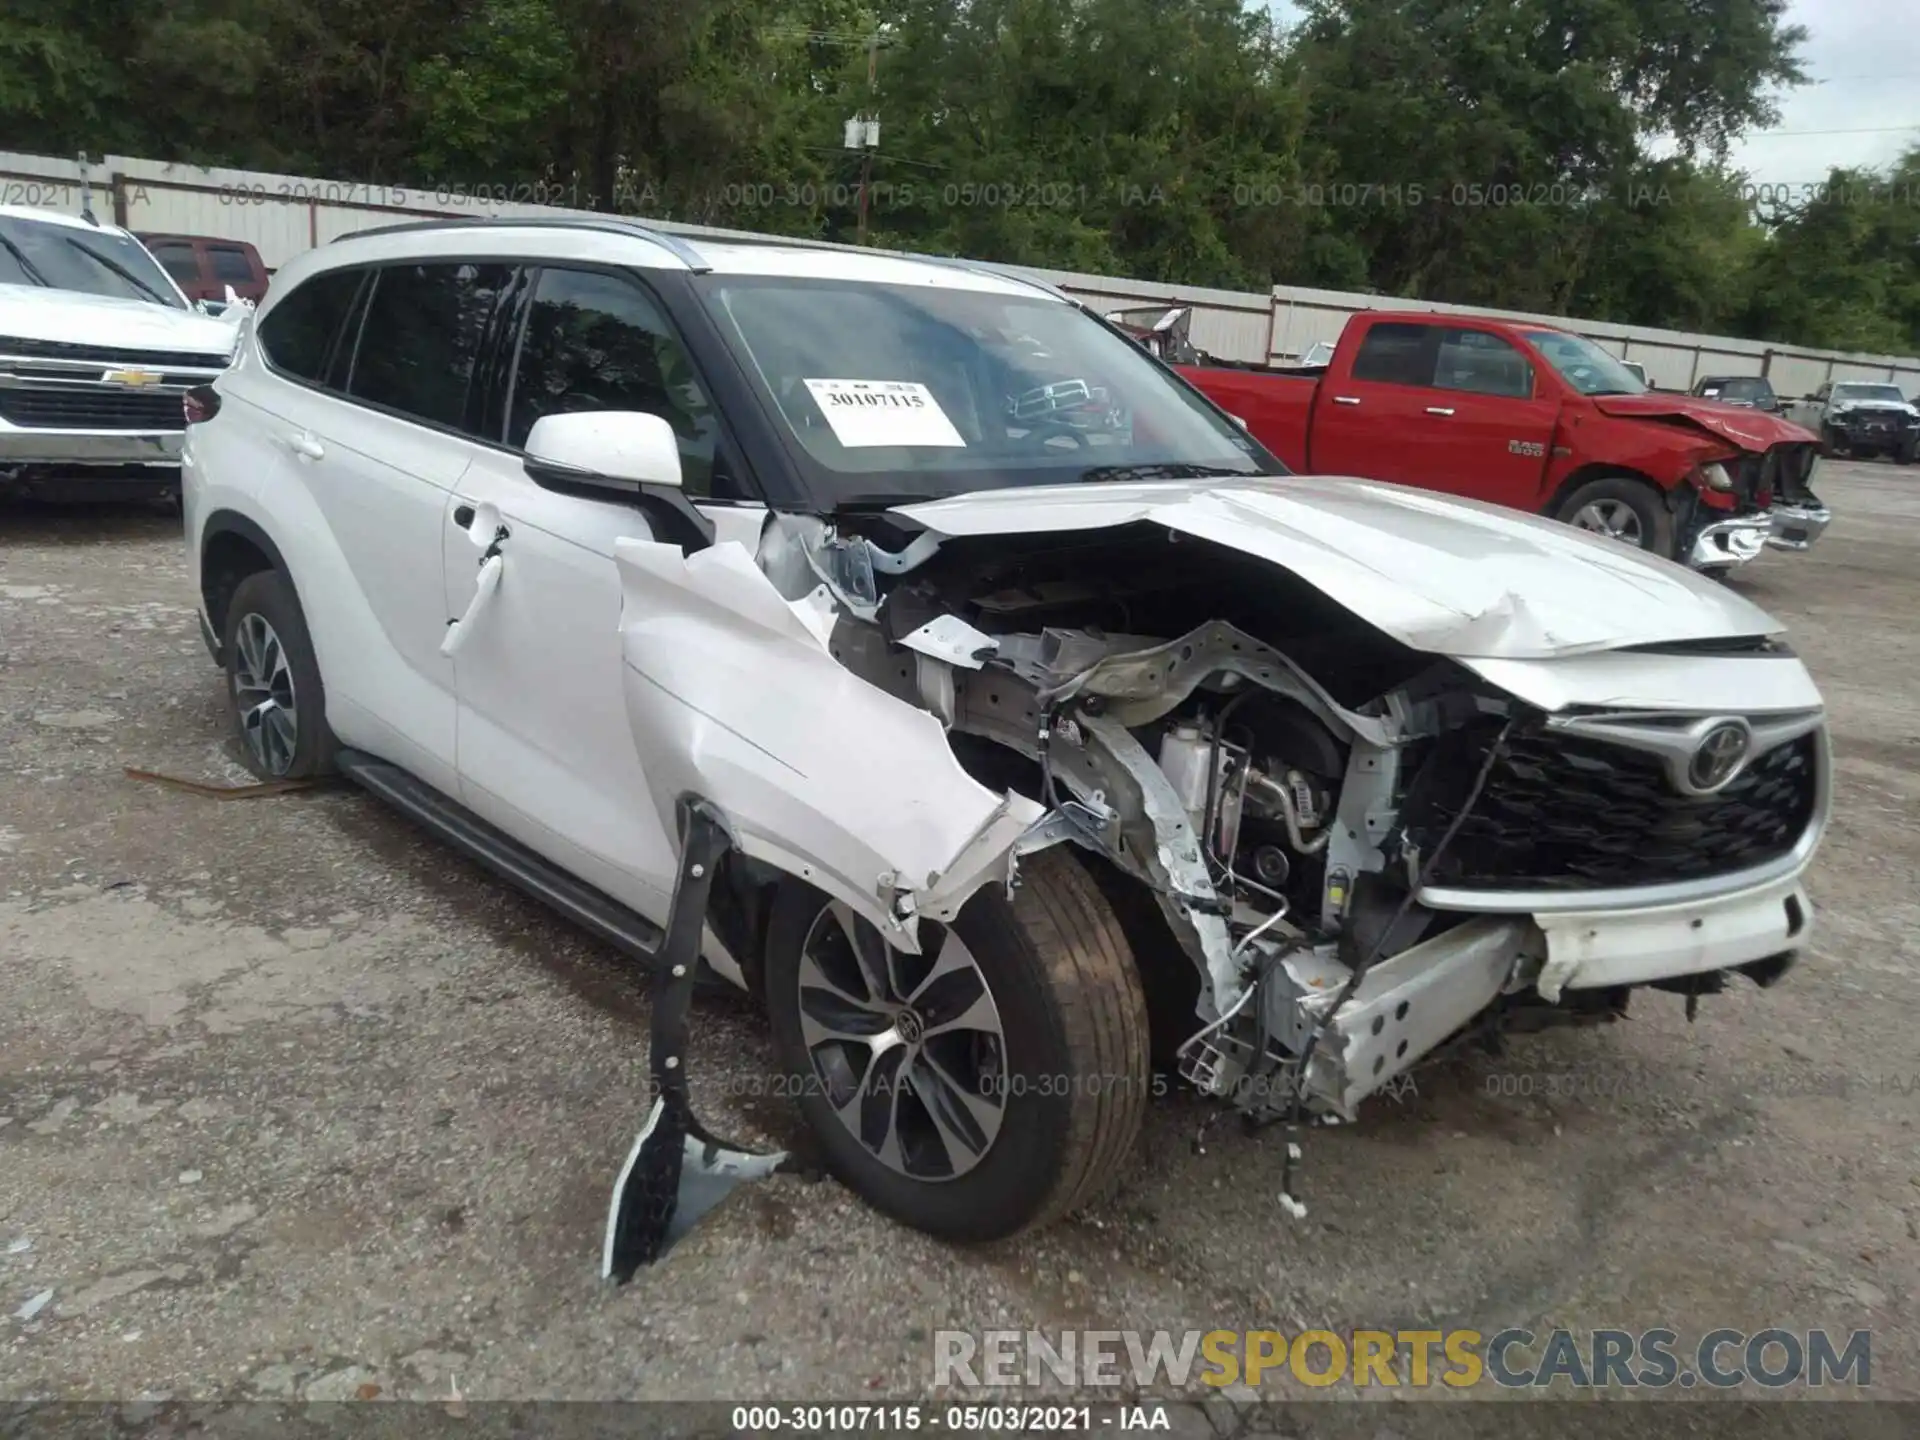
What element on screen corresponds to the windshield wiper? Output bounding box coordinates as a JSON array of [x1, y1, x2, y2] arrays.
[[61, 237, 175, 307], [1074, 462, 1261, 483], [831, 491, 935, 513], [0, 233, 50, 286]]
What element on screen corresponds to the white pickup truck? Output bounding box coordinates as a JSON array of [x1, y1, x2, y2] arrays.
[[0, 204, 242, 500]]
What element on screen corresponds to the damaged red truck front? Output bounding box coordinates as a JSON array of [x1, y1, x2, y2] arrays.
[[1115, 306, 1831, 571]]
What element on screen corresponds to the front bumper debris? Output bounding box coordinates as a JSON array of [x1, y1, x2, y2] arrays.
[[1687, 514, 1770, 570], [603, 797, 787, 1279], [1532, 869, 1812, 1001], [1766, 500, 1833, 553]]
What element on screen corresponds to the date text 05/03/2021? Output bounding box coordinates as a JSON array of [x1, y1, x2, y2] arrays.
[[730, 1404, 1169, 1432]]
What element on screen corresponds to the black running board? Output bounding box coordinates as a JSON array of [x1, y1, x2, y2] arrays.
[[335, 748, 667, 964]]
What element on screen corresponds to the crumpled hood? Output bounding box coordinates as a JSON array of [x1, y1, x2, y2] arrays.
[[1588, 393, 1815, 450], [0, 283, 237, 358], [890, 476, 1784, 661]]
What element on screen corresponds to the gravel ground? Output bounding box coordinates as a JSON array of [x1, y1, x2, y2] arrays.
[[1, 464, 1916, 1413]]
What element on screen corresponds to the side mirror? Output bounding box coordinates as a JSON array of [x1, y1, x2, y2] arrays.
[[522, 410, 712, 552], [525, 411, 683, 490]]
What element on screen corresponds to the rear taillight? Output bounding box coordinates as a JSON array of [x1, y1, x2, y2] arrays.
[[183, 385, 221, 425]]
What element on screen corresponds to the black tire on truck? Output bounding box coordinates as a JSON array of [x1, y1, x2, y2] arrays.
[[1554, 475, 1676, 559], [764, 847, 1150, 1241], [1820, 425, 1844, 459], [222, 569, 339, 780]]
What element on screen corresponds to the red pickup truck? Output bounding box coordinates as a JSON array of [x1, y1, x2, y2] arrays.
[[1116, 308, 1831, 572]]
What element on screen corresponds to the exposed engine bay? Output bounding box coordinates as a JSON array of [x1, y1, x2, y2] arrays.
[[597, 478, 1821, 1186], [742, 513, 1599, 1129]]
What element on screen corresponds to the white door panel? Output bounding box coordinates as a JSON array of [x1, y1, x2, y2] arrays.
[[443, 460, 678, 921], [227, 379, 463, 790]]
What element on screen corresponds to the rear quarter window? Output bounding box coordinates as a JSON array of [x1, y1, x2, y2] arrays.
[[256, 267, 365, 383]]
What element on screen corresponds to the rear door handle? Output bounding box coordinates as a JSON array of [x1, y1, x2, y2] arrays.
[[282, 431, 325, 461], [1332, 395, 1361, 406], [1425, 406, 1456, 416]]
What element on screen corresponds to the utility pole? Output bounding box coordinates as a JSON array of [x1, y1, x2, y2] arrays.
[[852, 31, 880, 245]]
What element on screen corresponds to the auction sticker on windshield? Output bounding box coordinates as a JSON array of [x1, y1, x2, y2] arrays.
[[804, 379, 967, 447]]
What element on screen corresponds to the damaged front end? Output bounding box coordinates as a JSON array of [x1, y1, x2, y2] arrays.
[[608, 475, 1827, 1250]]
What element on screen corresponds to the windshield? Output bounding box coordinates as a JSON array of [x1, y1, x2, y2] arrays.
[[0, 216, 187, 309], [1831, 384, 1907, 405], [1523, 331, 1647, 396], [697, 276, 1275, 507], [1700, 377, 1772, 402]]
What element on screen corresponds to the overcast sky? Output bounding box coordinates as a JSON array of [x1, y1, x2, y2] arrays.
[[1725, 0, 1918, 184], [1270, 0, 1919, 185]]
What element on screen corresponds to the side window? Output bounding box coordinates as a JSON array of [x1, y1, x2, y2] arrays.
[[507, 267, 720, 496], [148, 242, 199, 285], [1434, 329, 1533, 399], [1349, 323, 1437, 387], [210, 245, 255, 283], [256, 266, 365, 383], [347, 262, 512, 430]]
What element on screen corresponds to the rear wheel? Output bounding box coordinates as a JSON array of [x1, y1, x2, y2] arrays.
[[222, 569, 337, 780], [1555, 476, 1674, 558], [764, 848, 1150, 1241], [1820, 425, 1845, 459]]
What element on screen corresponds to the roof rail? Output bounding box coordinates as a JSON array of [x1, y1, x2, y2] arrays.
[[335, 215, 712, 272], [636, 227, 1072, 301], [918, 257, 1073, 304]]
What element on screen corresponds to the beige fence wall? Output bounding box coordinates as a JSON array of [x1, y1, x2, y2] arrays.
[[4, 148, 1917, 396]]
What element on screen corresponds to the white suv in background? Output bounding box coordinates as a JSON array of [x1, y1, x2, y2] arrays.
[[183, 218, 1827, 1258]]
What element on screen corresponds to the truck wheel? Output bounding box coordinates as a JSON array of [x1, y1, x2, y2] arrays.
[[1555, 477, 1674, 558], [1819, 426, 1845, 459], [764, 848, 1150, 1242], [222, 569, 338, 780]]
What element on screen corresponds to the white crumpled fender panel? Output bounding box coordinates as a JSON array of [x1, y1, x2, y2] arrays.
[[613, 538, 1042, 952]]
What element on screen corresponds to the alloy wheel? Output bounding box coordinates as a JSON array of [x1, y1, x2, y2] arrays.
[[232, 612, 299, 776], [1570, 498, 1645, 546], [795, 901, 1008, 1181]]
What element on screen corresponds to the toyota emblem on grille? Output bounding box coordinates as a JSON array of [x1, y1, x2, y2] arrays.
[[1684, 720, 1751, 794]]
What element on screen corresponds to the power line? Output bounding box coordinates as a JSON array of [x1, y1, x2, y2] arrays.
[[1743, 123, 1920, 139]]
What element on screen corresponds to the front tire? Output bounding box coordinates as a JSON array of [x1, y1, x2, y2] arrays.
[[765, 848, 1150, 1242], [222, 569, 337, 780], [1555, 476, 1674, 558]]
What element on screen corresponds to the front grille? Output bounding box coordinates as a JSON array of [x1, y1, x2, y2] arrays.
[[1416, 726, 1818, 891], [0, 335, 231, 370], [0, 387, 184, 431]]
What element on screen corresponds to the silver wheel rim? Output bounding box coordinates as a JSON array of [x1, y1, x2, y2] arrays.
[[796, 901, 1007, 1181], [232, 612, 299, 776], [1570, 498, 1644, 545]]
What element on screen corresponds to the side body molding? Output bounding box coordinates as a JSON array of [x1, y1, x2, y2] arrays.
[[612, 538, 1043, 951]]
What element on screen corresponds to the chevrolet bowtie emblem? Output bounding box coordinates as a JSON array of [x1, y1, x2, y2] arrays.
[[102, 368, 163, 387]]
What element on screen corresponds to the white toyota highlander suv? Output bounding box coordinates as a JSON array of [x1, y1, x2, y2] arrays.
[[183, 217, 1828, 1265]]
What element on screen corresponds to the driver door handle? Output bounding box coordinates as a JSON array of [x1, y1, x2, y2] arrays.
[[1425, 406, 1456, 416], [282, 431, 325, 461], [1331, 395, 1361, 406]]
